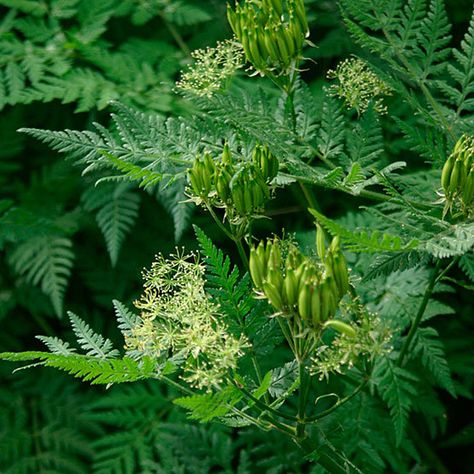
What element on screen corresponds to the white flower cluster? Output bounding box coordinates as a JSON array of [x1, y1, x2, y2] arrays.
[[125, 250, 248, 390], [327, 58, 392, 115], [176, 39, 244, 97]]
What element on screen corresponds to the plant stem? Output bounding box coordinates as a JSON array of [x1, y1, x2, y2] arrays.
[[397, 260, 443, 366], [235, 237, 250, 271], [233, 379, 297, 422], [296, 360, 309, 439], [306, 378, 368, 422]]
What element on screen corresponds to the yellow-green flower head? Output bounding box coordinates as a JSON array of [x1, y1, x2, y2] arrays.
[[327, 57, 392, 115], [125, 250, 248, 390]]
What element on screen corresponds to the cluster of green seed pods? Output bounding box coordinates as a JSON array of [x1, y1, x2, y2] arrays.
[[441, 135, 474, 211], [227, 0, 309, 75], [249, 226, 354, 336], [188, 142, 279, 217]]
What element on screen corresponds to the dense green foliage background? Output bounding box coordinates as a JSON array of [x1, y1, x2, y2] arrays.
[[0, 0, 473, 472]]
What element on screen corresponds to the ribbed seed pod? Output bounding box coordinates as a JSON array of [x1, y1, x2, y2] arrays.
[[297, 283, 312, 322], [222, 142, 233, 165], [310, 287, 321, 326], [441, 154, 456, 194], [263, 280, 283, 309], [249, 246, 265, 289], [324, 320, 357, 338], [333, 252, 349, 296], [215, 165, 233, 202], [329, 235, 341, 254], [269, 0, 283, 17], [268, 238, 282, 270], [267, 267, 284, 294], [283, 267, 298, 307], [316, 224, 326, 261], [449, 159, 466, 195], [462, 169, 474, 206], [294, 0, 309, 37]]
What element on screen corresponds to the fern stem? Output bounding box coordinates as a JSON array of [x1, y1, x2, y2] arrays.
[[296, 360, 309, 439], [306, 377, 368, 423], [397, 260, 444, 366], [235, 237, 250, 271], [232, 379, 297, 422]]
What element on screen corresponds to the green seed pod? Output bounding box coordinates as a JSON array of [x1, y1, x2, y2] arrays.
[[324, 320, 357, 338], [227, 4, 241, 39], [283, 267, 298, 308], [329, 235, 341, 254], [282, 26, 296, 59], [325, 275, 339, 303], [269, 0, 283, 17], [310, 287, 321, 326], [263, 280, 283, 310], [256, 240, 268, 273], [222, 142, 233, 165], [441, 154, 456, 193], [449, 158, 466, 195], [294, 0, 309, 37], [215, 165, 233, 202], [462, 169, 474, 206], [249, 246, 264, 289], [316, 224, 326, 261], [274, 27, 290, 66], [230, 182, 246, 214], [297, 284, 312, 322], [267, 267, 284, 293], [320, 280, 335, 322], [333, 252, 349, 296], [268, 238, 282, 270], [264, 27, 280, 63], [188, 168, 203, 196]]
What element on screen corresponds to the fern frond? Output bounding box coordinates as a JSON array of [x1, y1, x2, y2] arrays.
[[9, 235, 74, 316], [36, 336, 77, 355], [173, 386, 242, 422], [156, 178, 193, 242], [414, 0, 451, 81], [459, 252, 474, 281], [82, 182, 141, 266], [0, 352, 157, 385], [309, 208, 419, 253], [410, 327, 455, 395], [443, 9, 474, 114], [68, 312, 119, 359], [317, 91, 345, 161], [373, 357, 418, 445], [112, 299, 140, 339], [194, 225, 255, 331]]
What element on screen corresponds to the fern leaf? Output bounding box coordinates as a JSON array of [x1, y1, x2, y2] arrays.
[[318, 91, 345, 161], [414, 0, 451, 81], [345, 107, 385, 168], [173, 386, 242, 422], [373, 357, 418, 445], [36, 336, 77, 355], [0, 351, 157, 385], [157, 179, 193, 242], [68, 312, 119, 359], [309, 208, 419, 253], [112, 300, 140, 338], [410, 327, 455, 395], [194, 226, 254, 330], [9, 235, 74, 316], [82, 183, 141, 266], [445, 9, 474, 114], [459, 252, 474, 281]]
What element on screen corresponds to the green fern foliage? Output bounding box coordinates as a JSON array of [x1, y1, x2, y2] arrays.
[[8, 235, 74, 316], [82, 183, 141, 266], [442, 8, 474, 115], [0, 351, 157, 385], [410, 327, 455, 395], [373, 357, 418, 445]]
